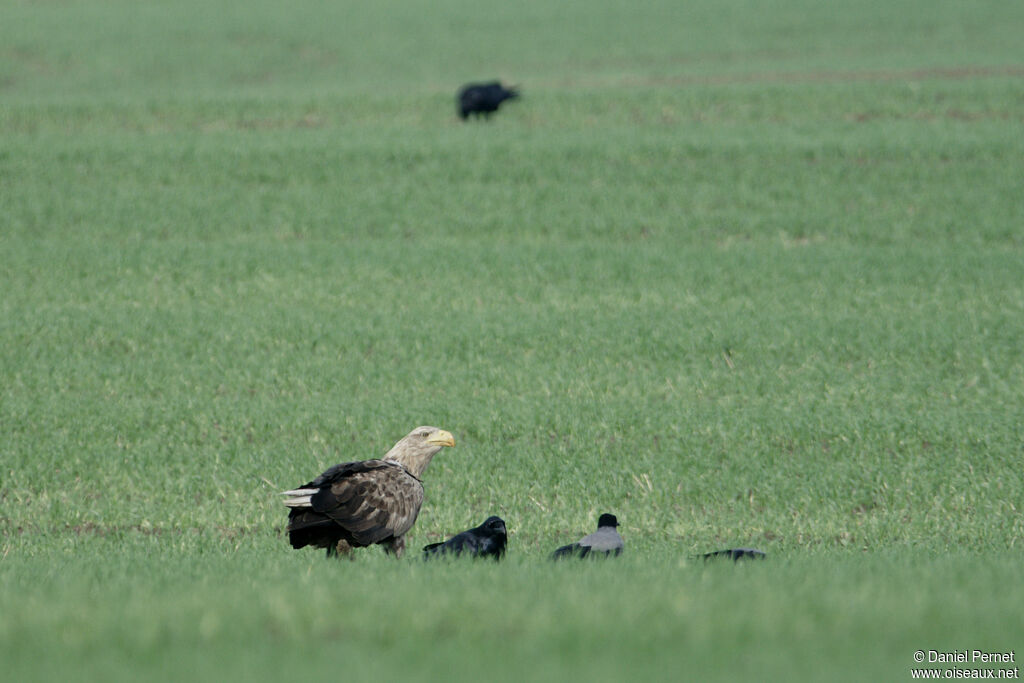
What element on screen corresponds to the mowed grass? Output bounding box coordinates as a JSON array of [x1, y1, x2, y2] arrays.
[[2, 0, 1024, 680]]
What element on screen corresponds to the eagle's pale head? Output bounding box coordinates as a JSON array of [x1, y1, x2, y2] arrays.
[[383, 426, 455, 479]]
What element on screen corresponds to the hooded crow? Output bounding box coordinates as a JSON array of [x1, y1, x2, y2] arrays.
[[551, 513, 623, 559]]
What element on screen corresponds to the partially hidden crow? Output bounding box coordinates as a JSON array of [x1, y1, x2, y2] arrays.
[[701, 548, 767, 562], [457, 81, 519, 120], [281, 426, 455, 558], [423, 515, 508, 560], [551, 513, 623, 559]]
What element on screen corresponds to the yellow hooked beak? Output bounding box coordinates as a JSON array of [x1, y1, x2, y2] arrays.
[[427, 430, 456, 448]]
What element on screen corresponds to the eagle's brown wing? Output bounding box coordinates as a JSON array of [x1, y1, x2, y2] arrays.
[[307, 459, 424, 546]]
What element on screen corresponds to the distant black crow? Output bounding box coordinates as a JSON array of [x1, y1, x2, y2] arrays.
[[551, 513, 624, 559], [457, 81, 520, 120], [423, 516, 508, 560], [701, 548, 767, 562]]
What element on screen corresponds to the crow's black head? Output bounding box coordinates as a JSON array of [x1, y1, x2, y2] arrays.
[[477, 516, 508, 559], [480, 516, 507, 536], [597, 513, 618, 528]]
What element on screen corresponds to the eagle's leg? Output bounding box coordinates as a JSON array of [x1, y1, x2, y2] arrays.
[[326, 539, 354, 559], [382, 536, 405, 559]]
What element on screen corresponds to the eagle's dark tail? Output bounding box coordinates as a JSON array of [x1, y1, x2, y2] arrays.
[[282, 487, 326, 549], [284, 509, 337, 549], [281, 486, 335, 550]]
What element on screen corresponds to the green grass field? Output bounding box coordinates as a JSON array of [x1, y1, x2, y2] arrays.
[[2, 0, 1023, 680]]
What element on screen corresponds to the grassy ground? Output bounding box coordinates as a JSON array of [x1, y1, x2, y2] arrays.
[[2, 0, 1023, 680]]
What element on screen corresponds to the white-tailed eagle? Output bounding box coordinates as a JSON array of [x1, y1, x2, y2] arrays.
[[282, 426, 455, 558]]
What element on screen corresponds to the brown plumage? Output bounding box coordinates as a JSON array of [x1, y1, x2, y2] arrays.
[[281, 426, 455, 558]]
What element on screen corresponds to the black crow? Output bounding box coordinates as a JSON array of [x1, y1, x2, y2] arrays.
[[457, 81, 520, 120], [551, 513, 624, 559], [423, 516, 507, 560], [701, 548, 767, 562]]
